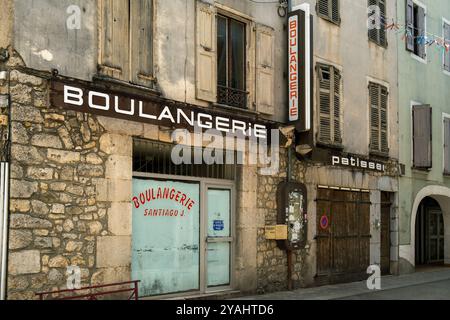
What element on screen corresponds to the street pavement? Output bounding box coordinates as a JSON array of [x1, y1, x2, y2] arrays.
[[237, 268, 450, 300]]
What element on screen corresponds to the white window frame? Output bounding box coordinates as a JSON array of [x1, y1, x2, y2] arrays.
[[410, 0, 427, 64]]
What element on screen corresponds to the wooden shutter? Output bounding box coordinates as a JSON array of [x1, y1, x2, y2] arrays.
[[413, 105, 432, 168], [417, 6, 426, 59], [130, 0, 154, 87], [369, 83, 380, 151], [333, 69, 341, 143], [317, 0, 329, 18], [368, 0, 378, 43], [444, 23, 450, 72], [99, 0, 130, 80], [444, 118, 450, 173], [318, 65, 332, 143], [380, 86, 389, 153], [256, 24, 275, 115], [331, 0, 340, 23], [406, 0, 415, 52], [379, 0, 387, 46], [196, 1, 217, 102]]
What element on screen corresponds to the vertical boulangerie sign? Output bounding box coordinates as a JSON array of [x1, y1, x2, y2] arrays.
[[288, 5, 311, 132], [131, 179, 200, 297]]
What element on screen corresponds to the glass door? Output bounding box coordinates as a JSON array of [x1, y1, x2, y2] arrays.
[[205, 187, 233, 289]]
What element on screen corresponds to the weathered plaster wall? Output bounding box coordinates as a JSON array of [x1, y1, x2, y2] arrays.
[[0, 0, 13, 49], [13, 0, 97, 81], [293, 0, 399, 159]]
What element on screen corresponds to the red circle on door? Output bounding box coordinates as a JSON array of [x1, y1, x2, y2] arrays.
[[320, 215, 329, 230]]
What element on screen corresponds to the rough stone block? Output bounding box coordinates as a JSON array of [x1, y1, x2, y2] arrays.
[[96, 236, 132, 268], [8, 250, 41, 275], [108, 202, 132, 236]]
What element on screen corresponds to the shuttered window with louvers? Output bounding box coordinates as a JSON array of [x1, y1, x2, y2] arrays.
[[317, 0, 340, 25], [317, 64, 341, 145], [369, 83, 389, 154], [368, 0, 387, 47]]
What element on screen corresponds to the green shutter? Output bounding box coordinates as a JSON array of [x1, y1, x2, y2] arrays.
[[369, 84, 380, 152]]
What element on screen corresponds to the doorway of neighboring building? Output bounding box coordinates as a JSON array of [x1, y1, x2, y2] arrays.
[[415, 197, 445, 266], [380, 192, 392, 275]]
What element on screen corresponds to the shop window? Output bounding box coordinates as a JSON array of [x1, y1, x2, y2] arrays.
[[217, 15, 247, 109], [368, 0, 387, 47], [412, 104, 432, 169], [133, 138, 236, 181], [317, 0, 340, 25], [444, 21, 450, 72], [406, 0, 426, 59], [317, 64, 342, 146], [444, 116, 450, 174], [369, 82, 389, 155], [99, 0, 154, 87]]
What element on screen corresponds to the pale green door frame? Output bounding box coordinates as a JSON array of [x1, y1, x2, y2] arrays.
[[132, 172, 236, 298]]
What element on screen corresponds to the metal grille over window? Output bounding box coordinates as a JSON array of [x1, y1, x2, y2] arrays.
[[369, 83, 389, 155], [368, 0, 387, 47], [317, 64, 342, 145], [133, 138, 236, 180], [317, 0, 340, 25]]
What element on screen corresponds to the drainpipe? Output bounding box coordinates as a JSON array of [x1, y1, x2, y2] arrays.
[[0, 66, 10, 301]]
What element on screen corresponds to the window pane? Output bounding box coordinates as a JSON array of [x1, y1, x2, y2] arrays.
[[132, 179, 200, 296], [217, 16, 227, 87], [230, 20, 245, 90], [208, 189, 231, 237], [207, 242, 231, 287]]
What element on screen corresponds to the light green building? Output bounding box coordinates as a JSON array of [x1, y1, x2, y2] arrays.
[[398, 0, 450, 273]]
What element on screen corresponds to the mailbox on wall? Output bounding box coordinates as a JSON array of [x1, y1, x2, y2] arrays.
[[276, 182, 308, 250]]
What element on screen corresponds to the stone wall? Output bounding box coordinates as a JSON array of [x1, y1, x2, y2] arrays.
[[6, 68, 109, 299]]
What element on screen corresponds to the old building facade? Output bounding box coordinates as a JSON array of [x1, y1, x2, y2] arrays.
[[0, 0, 404, 300], [397, 0, 450, 273]]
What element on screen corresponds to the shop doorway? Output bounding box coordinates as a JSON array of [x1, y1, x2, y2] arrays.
[[316, 188, 371, 285], [415, 197, 445, 266], [131, 176, 235, 298]]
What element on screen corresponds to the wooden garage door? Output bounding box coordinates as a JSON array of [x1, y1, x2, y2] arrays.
[[316, 188, 371, 285]]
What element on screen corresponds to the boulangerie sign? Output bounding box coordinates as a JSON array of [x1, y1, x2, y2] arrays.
[[50, 80, 270, 139], [288, 5, 311, 132]]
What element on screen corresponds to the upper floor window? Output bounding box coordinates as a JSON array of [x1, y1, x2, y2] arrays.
[[406, 0, 426, 59], [443, 20, 450, 72], [412, 104, 432, 169], [99, 0, 154, 87], [195, 3, 274, 115], [368, 0, 387, 47], [317, 0, 340, 25], [369, 83, 389, 155], [317, 64, 342, 146], [217, 15, 247, 109]]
